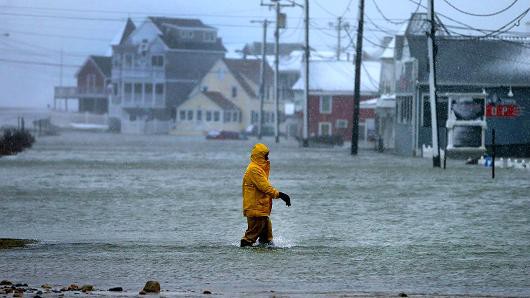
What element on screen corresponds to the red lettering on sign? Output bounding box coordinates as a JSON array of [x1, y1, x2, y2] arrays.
[[486, 103, 519, 118]]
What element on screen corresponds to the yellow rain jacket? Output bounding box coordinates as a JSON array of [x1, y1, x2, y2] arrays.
[[242, 143, 280, 217]]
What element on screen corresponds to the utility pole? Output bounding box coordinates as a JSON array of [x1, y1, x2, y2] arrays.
[[337, 17, 342, 60], [351, 0, 364, 155], [329, 17, 350, 61], [261, 0, 293, 143], [302, 0, 309, 147], [427, 0, 441, 167], [251, 19, 269, 140], [274, 1, 280, 143]]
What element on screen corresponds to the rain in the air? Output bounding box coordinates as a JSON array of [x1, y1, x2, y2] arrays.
[[1, 0, 529, 297]]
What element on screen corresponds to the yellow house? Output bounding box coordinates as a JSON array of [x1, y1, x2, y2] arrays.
[[171, 58, 281, 136], [173, 91, 241, 136]]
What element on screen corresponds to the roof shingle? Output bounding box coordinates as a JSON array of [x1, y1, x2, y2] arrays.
[[203, 91, 240, 111]]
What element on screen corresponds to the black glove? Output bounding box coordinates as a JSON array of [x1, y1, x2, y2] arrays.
[[278, 192, 291, 207]]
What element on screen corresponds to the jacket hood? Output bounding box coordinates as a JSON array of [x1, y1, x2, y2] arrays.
[[250, 143, 269, 166]]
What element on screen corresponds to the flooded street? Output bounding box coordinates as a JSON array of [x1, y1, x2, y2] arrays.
[[1, 132, 529, 296]]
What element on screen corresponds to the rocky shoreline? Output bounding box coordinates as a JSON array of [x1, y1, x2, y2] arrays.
[[0, 280, 215, 297], [0, 239, 37, 250]]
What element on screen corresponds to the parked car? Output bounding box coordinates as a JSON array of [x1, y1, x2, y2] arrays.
[[206, 130, 247, 140]]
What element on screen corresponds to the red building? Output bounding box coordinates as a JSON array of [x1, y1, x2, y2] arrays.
[[293, 60, 380, 142], [75, 55, 111, 114], [307, 94, 376, 141]]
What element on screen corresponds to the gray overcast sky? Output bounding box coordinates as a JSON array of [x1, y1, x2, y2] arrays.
[[0, 0, 528, 107]]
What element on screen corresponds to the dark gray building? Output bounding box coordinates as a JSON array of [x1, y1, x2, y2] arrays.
[[390, 14, 530, 157]]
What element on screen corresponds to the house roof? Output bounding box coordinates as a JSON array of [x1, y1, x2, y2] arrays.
[[223, 58, 273, 98], [159, 35, 226, 52], [149, 17, 215, 30], [203, 91, 240, 111], [90, 55, 112, 77], [408, 36, 530, 86], [242, 42, 305, 56], [405, 12, 449, 36], [292, 60, 381, 94], [147, 17, 226, 52]]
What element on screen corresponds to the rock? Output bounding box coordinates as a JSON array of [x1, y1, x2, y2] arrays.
[[36, 291, 43, 295], [0, 280, 12, 286], [108, 287, 123, 292], [139, 290, 146, 295], [13, 291, 23, 297], [68, 284, 79, 291], [203, 290, 212, 294], [14, 284, 27, 288], [398, 293, 408, 297], [80, 284, 93, 292], [34, 296, 42, 298], [60, 287, 68, 292], [41, 284, 52, 289], [0, 238, 37, 249], [142, 281, 160, 293]]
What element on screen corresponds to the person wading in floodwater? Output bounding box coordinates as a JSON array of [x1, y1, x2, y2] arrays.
[[240, 143, 291, 247]]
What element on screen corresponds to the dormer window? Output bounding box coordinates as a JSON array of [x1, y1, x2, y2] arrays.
[[180, 30, 194, 40], [204, 32, 215, 42], [151, 55, 164, 67]]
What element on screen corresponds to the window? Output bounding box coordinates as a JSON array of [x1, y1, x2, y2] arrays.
[[320, 95, 332, 114], [113, 55, 121, 67], [251, 111, 259, 124], [217, 68, 225, 80], [318, 122, 332, 136], [224, 111, 231, 123], [197, 110, 202, 121], [397, 96, 413, 124], [206, 111, 212, 122], [187, 110, 193, 121], [180, 30, 194, 39], [86, 74, 96, 91], [422, 95, 448, 127], [201, 86, 208, 92], [124, 83, 132, 101], [134, 83, 142, 101], [145, 83, 153, 101], [151, 55, 164, 67], [232, 111, 239, 122], [179, 110, 186, 121], [155, 83, 164, 95], [124, 54, 133, 67], [264, 112, 270, 123], [336, 119, 348, 129], [112, 83, 118, 96], [231, 86, 237, 98], [204, 32, 215, 42], [213, 111, 220, 122]]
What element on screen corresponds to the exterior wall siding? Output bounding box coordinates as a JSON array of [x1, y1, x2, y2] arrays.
[[396, 85, 530, 157], [307, 94, 376, 141]]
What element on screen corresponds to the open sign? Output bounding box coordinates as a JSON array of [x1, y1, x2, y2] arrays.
[[486, 103, 519, 118]]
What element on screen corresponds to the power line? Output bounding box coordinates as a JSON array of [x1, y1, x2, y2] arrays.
[[407, 0, 528, 37], [442, 0, 519, 17], [341, 0, 355, 18], [0, 5, 267, 19], [372, 0, 411, 25], [0, 58, 80, 68], [313, 0, 338, 17], [1, 28, 111, 42]]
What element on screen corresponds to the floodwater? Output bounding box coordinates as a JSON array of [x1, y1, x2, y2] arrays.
[[1, 132, 529, 297]]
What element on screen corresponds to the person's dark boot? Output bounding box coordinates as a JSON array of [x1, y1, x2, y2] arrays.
[[240, 239, 253, 247]]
